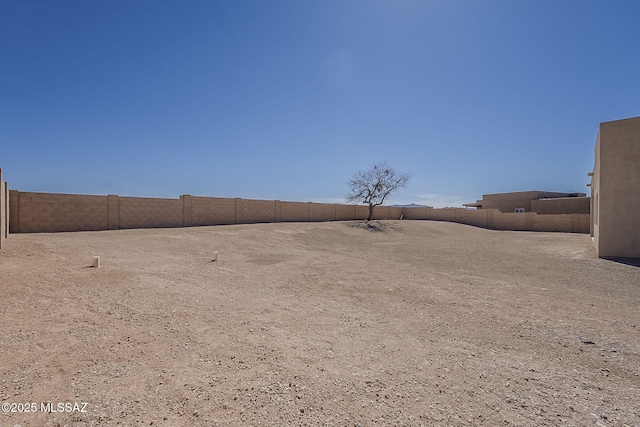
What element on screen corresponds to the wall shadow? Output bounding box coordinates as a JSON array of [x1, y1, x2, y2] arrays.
[[346, 220, 401, 233], [602, 257, 640, 268]]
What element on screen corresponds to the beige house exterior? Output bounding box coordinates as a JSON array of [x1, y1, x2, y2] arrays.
[[464, 191, 589, 214], [590, 116, 640, 259]]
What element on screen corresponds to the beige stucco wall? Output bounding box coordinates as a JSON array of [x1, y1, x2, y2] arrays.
[[481, 191, 539, 212], [481, 191, 583, 213], [591, 116, 640, 258], [531, 197, 590, 214]]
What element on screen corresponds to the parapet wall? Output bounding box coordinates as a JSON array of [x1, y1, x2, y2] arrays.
[[531, 197, 590, 214], [6, 190, 591, 235]]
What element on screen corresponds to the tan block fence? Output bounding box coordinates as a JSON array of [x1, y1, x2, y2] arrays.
[[7, 191, 371, 233], [0, 170, 8, 249], [5, 189, 590, 236]]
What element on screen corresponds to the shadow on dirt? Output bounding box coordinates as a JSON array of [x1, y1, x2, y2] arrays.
[[346, 220, 402, 233], [603, 257, 640, 268]]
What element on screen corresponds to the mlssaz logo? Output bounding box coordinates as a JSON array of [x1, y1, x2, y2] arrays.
[[41, 402, 88, 413]]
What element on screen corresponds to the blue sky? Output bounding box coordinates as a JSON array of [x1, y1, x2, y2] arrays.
[[2, 0, 639, 207]]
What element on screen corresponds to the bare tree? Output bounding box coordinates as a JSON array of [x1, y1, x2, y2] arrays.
[[346, 161, 411, 222]]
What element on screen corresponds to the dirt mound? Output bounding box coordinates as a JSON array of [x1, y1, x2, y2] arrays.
[[1, 221, 638, 426]]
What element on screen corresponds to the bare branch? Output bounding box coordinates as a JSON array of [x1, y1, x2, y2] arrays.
[[346, 161, 411, 221]]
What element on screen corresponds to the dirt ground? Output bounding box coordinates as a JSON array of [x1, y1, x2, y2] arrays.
[[0, 220, 638, 427]]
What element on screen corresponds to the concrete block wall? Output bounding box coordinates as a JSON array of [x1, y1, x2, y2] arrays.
[[182, 195, 192, 227], [3, 182, 7, 240], [336, 204, 357, 221], [530, 213, 589, 234], [371, 205, 387, 220], [490, 212, 528, 231], [118, 196, 183, 229], [107, 195, 119, 230], [355, 205, 370, 221], [278, 200, 309, 222], [9, 191, 18, 235], [190, 196, 235, 226], [368, 206, 403, 220], [0, 169, 6, 249], [310, 202, 336, 222], [238, 198, 276, 224], [532, 213, 572, 232], [400, 206, 590, 234], [9, 191, 108, 233], [3, 189, 591, 237], [430, 208, 459, 222], [401, 206, 432, 220], [573, 213, 591, 234], [388, 206, 404, 220], [458, 208, 489, 228]]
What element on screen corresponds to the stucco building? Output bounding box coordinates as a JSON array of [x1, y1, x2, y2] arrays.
[[464, 191, 589, 214], [590, 116, 640, 259]]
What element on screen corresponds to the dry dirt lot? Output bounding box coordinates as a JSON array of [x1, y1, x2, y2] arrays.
[[0, 220, 639, 427]]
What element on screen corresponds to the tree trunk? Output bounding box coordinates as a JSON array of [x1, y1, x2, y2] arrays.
[[367, 203, 374, 222]]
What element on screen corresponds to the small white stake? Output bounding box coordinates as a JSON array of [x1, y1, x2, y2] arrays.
[[212, 251, 219, 262], [92, 256, 100, 268]]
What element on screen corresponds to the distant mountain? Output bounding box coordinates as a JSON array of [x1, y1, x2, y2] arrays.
[[390, 203, 430, 208]]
